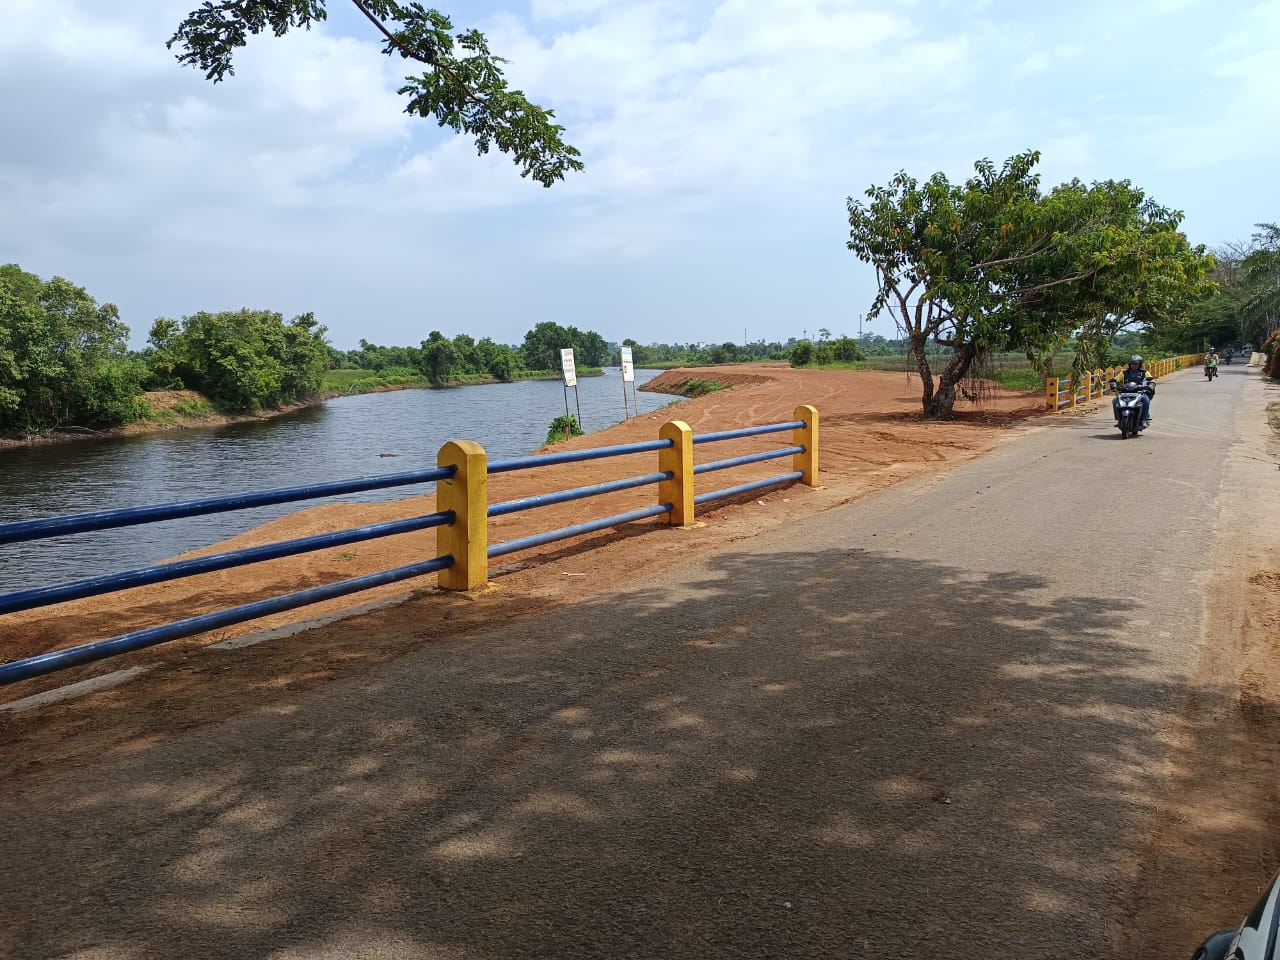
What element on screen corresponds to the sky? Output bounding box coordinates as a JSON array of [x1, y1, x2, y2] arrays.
[[2, 0, 1277, 351]]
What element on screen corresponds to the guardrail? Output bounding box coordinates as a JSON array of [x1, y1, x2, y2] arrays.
[[0, 406, 818, 686], [1044, 354, 1206, 411]]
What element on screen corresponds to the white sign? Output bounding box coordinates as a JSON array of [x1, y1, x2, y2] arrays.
[[560, 348, 577, 387], [620, 346, 635, 383]]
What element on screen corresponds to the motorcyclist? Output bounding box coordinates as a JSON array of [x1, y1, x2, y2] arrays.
[[1224, 346, 1234, 364], [1205, 348, 1219, 378], [1113, 355, 1154, 427]]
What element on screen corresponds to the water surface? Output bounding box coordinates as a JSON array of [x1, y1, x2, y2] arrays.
[[0, 370, 674, 592]]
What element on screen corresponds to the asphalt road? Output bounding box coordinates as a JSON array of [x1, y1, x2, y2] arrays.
[[1, 363, 1261, 960]]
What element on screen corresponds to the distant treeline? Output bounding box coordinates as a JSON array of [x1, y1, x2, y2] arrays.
[[616, 333, 922, 368], [0, 264, 615, 437], [331, 321, 611, 384]]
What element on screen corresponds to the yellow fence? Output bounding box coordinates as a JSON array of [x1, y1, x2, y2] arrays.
[[1044, 353, 1206, 411]]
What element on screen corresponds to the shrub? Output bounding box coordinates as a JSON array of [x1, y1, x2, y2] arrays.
[[546, 414, 584, 443]]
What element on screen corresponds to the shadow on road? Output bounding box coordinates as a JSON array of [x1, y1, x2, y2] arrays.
[[1, 545, 1274, 959]]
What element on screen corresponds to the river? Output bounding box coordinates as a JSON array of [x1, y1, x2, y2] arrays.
[[0, 370, 675, 593]]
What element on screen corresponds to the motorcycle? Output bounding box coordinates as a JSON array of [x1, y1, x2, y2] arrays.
[[1205, 358, 1219, 380], [1109, 377, 1153, 439], [1224, 353, 1233, 365]]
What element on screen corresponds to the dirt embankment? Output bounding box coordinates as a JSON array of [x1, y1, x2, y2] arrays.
[[0, 390, 312, 449], [0, 366, 1043, 714]]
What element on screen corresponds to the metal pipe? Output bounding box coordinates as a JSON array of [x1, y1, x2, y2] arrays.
[[487, 439, 672, 474], [0, 466, 457, 546], [693, 447, 803, 475], [0, 555, 454, 686], [693, 472, 803, 506], [0, 511, 454, 616], [692, 421, 804, 445], [489, 473, 671, 518], [488, 504, 673, 558]]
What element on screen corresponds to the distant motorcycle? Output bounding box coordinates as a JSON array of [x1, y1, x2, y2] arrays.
[[1205, 358, 1219, 381], [1109, 377, 1153, 439]]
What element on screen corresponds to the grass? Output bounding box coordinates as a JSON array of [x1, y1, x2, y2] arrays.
[[172, 398, 215, 418], [322, 367, 429, 393], [134, 395, 217, 425], [1268, 403, 1280, 438], [682, 378, 730, 396]]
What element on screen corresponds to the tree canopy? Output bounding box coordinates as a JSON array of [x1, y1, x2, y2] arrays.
[[521, 321, 609, 372], [147, 308, 331, 411], [169, 1, 582, 186], [847, 150, 1214, 418], [1240, 223, 1280, 343], [0, 265, 145, 434]]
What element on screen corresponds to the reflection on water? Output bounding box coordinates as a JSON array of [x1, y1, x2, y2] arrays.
[[0, 370, 676, 592]]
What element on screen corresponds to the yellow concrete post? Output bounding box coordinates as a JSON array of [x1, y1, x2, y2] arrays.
[[658, 420, 694, 527], [1046, 377, 1057, 410], [1067, 376, 1077, 408], [436, 439, 488, 591], [793, 404, 819, 486]]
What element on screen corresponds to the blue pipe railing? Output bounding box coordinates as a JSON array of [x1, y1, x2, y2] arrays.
[[0, 511, 454, 616], [489, 504, 673, 559], [0, 556, 454, 686], [694, 446, 803, 475], [2, 413, 812, 688], [692, 421, 803, 444], [489, 472, 671, 517], [695, 472, 805, 506], [0, 467, 456, 545], [488, 439, 671, 474]]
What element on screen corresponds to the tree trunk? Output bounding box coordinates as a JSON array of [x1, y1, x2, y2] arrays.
[[928, 342, 979, 420], [1043, 343, 1061, 379], [907, 334, 935, 415]]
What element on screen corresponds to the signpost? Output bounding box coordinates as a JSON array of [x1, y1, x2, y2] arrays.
[[560, 347, 582, 435], [619, 345, 637, 418]]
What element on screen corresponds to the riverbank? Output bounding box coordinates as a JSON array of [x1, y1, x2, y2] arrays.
[[2, 366, 1046, 695], [0, 368, 612, 450], [0, 390, 317, 450]]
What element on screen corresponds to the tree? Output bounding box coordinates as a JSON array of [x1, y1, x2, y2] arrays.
[[847, 151, 1213, 418], [1013, 178, 1213, 371], [0, 265, 145, 434], [1241, 223, 1280, 344], [170, 1, 582, 187], [830, 336, 863, 362], [150, 308, 330, 410], [571, 328, 610, 367], [519, 321, 609, 372], [708, 342, 741, 364], [520, 321, 572, 372], [417, 330, 464, 384]]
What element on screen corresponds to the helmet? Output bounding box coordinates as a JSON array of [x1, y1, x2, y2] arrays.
[[1129, 355, 1143, 364], [1209, 347, 1217, 353]]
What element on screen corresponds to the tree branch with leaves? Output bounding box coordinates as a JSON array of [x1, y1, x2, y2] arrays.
[[169, 0, 583, 187]]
